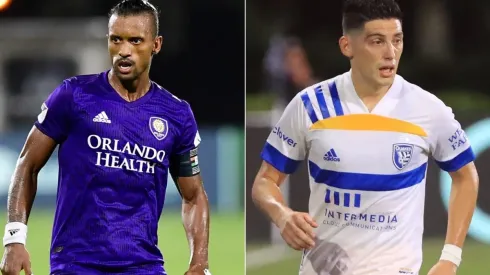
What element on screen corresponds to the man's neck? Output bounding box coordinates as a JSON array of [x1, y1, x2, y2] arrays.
[[350, 69, 392, 112], [351, 69, 390, 99], [108, 69, 151, 102]]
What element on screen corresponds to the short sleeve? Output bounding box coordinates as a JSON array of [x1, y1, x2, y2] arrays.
[[174, 102, 201, 155], [429, 104, 475, 172], [261, 93, 308, 174], [34, 81, 74, 144]]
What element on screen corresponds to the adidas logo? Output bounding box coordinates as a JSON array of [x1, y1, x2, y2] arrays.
[[93, 111, 111, 124], [8, 229, 19, 236], [324, 149, 340, 162]]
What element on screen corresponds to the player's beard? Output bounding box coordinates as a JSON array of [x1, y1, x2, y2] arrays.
[[113, 64, 139, 82]]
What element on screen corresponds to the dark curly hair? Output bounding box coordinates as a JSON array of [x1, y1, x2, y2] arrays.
[[109, 0, 160, 37], [342, 0, 402, 33]]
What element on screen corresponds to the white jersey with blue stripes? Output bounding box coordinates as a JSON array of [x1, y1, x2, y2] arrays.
[[261, 70, 475, 275]]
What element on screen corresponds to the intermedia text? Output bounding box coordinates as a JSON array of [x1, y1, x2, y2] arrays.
[[87, 135, 166, 174], [321, 207, 398, 232]]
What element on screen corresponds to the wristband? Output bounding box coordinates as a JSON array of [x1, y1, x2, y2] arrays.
[[203, 269, 211, 275], [3, 222, 27, 246], [439, 244, 462, 267]]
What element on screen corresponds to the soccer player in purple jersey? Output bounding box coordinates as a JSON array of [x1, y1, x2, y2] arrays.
[[0, 1, 211, 275]]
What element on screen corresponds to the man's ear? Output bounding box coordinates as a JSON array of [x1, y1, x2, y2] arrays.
[[339, 35, 353, 59]]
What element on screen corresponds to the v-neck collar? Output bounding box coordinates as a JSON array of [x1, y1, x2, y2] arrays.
[[342, 70, 403, 116], [101, 70, 155, 107]]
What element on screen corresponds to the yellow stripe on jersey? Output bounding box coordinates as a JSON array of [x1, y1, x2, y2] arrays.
[[309, 114, 427, 137]]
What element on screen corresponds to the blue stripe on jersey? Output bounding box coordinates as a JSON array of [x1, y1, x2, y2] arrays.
[[354, 194, 361, 207], [435, 146, 475, 172], [309, 161, 427, 191], [343, 193, 350, 207], [333, 191, 340, 205], [314, 86, 330, 119], [325, 189, 331, 203], [261, 142, 302, 174], [328, 81, 344, 116], [300, 92, 319, 123]]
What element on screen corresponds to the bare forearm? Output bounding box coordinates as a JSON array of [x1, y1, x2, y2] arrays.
[[182, 190, 210, 268], [251, 177, 291, 227], [445, 178, 478, 247], [7, 163, 38, 224]]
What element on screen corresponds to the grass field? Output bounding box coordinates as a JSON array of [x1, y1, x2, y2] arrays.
[[247, 239, 489, 274], [4, 209, 244, 275]]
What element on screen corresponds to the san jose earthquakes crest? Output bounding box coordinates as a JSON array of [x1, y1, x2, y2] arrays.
[[149, 117, 169, 140], [392, 143, 414, 170]]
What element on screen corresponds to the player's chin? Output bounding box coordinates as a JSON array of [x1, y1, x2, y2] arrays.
[[114, 69, 138, 81], [378, 77, 394, 85], [376, 71, 396, 85]]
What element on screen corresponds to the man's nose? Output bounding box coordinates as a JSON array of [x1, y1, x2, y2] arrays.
[[383, 43, 396, 60], [118, 43, 132, 58]]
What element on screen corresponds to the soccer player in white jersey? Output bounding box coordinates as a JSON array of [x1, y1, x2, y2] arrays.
[[251, 0, 479, 274]]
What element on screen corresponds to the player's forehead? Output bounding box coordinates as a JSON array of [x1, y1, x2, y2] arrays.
[[108, 14, 153, 37], [361, 19, 403, 38]]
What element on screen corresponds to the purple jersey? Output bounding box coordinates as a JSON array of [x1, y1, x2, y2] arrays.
[[34, 71, 201, 274]]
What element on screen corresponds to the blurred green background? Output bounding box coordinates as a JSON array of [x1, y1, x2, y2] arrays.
[[18, 210, 244, 274]]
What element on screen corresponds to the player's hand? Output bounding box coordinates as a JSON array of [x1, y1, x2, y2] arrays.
[[277, 210, 318, 251], [184, 265, 211, 275], [0, 243, 32, 275], [427, 260, 457, 275]]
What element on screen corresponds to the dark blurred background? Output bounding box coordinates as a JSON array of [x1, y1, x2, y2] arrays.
[[0, 0, 244, 274], [246, 0, 490, 274], [247, 0, 490, 103], [1, 0, 244, 125]]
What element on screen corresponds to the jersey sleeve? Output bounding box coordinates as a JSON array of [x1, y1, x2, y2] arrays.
[[34, 81, 75, 144], [429, 104, 475, 172], [169, 102, 201, 179], [261, 93, 309, 174], [174, 102, 201, 154]]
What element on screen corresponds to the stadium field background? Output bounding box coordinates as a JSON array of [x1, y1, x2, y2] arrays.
[[7, 210, 244, 275], [247, 239, 488, 274]]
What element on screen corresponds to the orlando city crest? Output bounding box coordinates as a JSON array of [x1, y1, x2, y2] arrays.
[[149, 117, 169, 141], [392, 143, 414, 170]]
